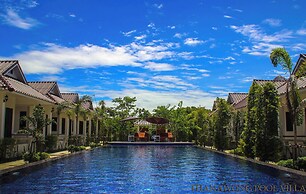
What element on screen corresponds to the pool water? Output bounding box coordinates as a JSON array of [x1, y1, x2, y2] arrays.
[[0, 146, 305, 193]]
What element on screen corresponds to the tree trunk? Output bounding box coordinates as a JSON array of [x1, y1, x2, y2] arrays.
[[293, 121, 298, 162]]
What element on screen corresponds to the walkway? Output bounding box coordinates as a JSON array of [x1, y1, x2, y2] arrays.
[[0, 148, 90, 175]]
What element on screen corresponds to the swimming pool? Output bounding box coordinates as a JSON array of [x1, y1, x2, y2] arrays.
[[1, 146, 305, 193]]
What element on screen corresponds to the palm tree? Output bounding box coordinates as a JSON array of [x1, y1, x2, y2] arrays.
[[73, 95, 92, 137], [22, 105, 53, 153], [55, 101, 71, 136], [270, 48, 306, 162]]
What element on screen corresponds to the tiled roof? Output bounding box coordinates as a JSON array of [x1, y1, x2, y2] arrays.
[[82, 101, 93, 110], [227, 93, 248, 105], [28, 81, 56, 95], [254, 79, 286, 88], [0, 60, 18, 74], [49, 94, 66, 104], [3, 76, 54, 103], [278, 77, 306, 95], [234, 96, 248, 110], [61, 93, 79, 103]]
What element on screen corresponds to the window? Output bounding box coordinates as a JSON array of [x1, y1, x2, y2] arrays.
[[52, 117, 57, 131], [62, 118, 66, 135], [69, 119, 73, 136], [19, 111, 27, 129], [79, 121, 84, 135], [286, 112, 293, 131], [10, 69, 13, 74]]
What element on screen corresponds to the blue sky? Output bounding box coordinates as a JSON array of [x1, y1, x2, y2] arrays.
[[1, 0, 305, 110]]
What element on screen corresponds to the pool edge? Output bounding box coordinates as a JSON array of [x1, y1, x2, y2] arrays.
[[196, 145, 306, 177]]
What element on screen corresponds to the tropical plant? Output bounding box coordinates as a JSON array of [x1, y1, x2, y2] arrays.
[[213, 98, 232, 151], [55, 101, 71, 135], [239, 83, 259, 158], [73, 95, 92, 136], [270, 48, 306, 162], [21, 104, 53, 153]]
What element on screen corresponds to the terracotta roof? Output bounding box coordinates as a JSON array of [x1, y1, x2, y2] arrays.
[[227, 93, 248, 105], [28, 81, 56, 95], [61, 93, 79, 103], [3, 76, 54, 103], [0, 60, 18, 74]]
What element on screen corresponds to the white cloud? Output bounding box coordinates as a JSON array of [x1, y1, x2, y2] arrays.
[[95, 89, 217, 110], [174, 33, 186, 39], [135, 34, 147, 40], [230, 24, 294, 56], [297, 29, 306, 35], [168, 25, 176, 29], [153, 3, 163, 9], [230, 25, 293, 43], [263, 18, 282, 27], [212, 27, 218, 31], [39, 75, 66, 82], [292, 43, 306, 51], [184, 38, 204, 46], [69, 14, 76, 18], [1, 9, 38, 29], [122, 30, 137, 37], [4, 41, 178, 74], [224, 15, 232, 19], [144, 62, 175, 71]]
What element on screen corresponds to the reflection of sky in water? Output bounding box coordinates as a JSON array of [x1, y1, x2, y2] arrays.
[[1, 146, 304, 193]]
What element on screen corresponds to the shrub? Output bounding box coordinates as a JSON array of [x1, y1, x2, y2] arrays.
[[277, 159, 295, 169], [39, 152, 50, 160], [23, 152, 40, 163], [297, 157, 306, 171], [228, 148, 244, 156], [89, 142, 99, 148], [68, 145, 86, 153], [45, 135, 58, 151], [23, 152, 50, 162]]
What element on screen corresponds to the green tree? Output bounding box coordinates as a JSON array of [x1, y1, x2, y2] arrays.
[[22, 105, 53, 153], [213, 98, 232, 151], [270, 48, 306, 161], [70, 95, 92, 140], [232, 110, 244, 149], [240, 83, 260, 158], [112, 96, 137, 140], [55, 101, 71, 135]]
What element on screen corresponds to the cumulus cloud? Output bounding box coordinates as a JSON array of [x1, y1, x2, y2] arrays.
[[184, 38, 204, 46], [4, 42, 178, 74], [93, 88, 218, 110], [1, 8, 39, 29]]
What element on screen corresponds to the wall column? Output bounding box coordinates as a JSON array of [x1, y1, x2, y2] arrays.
[[0, 93, 5, 139], [88, 119, 92, 138], [95, 119, 99, 139]]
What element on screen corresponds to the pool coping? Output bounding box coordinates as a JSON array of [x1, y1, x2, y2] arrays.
[[196, 145, 306, 177], [0, 148, 93, 177]]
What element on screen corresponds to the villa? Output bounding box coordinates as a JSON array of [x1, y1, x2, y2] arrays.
[[223, 54, 306, 154], [0, 60, 97, 157]]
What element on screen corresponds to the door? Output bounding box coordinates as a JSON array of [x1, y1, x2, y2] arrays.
[[4, 108, 13, 138]]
